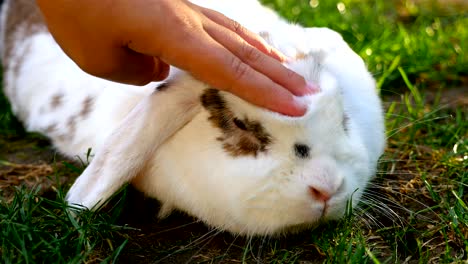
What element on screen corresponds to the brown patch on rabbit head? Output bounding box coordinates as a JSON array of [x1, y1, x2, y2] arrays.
[[201, 89, 272, 157], [295, 51, 310, 60], [3, 0, 47, 63]]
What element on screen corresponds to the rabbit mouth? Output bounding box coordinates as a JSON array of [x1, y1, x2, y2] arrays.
[[200, 88, 273, 157]]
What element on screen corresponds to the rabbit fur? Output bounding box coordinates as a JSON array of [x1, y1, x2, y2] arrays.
[[1, 0, 385, 235]]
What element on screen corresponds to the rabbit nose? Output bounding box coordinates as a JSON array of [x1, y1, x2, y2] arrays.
[[308, 186, 331, 202], [303, 156, 344, 202]]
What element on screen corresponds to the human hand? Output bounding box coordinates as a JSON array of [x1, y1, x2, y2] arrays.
[[37, 0, 316, 116]]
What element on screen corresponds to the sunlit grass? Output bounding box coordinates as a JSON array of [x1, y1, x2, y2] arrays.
[[261, 0, 467, 90]]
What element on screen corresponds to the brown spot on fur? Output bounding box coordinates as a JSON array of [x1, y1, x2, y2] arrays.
[[66, 115, 78, 140], [2, 0, 47, 106], [3, 0, 47, 63], [295, 51, 309, 60], [201, 89, 272, 157], [67, 116, 77, 130], [55, 134, 68, 142], [5, 42, 32, 107], [79, 96, 94, 119], [50, 94, 64, 109], [44, 123, 58, 134]]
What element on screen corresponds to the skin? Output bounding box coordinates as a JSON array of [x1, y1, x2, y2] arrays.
[[37, 0, 317, 116]]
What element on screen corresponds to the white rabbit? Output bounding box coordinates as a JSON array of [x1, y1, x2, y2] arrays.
[[1, 0, 385, 235]]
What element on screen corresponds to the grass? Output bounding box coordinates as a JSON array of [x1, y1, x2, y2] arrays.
[[262, 0, 467, 91], [1, 185, 128, 264], [1, 0, 467, 263]]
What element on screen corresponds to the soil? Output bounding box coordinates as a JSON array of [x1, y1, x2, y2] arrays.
[[0, 133, 79, 201]]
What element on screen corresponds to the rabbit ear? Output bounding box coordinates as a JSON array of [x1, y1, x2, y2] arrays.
[[66, 81, 203, 210]]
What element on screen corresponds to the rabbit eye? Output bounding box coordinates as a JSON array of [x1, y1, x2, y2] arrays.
[[294, 143, 310, 159]]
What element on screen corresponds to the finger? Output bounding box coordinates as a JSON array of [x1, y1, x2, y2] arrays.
[[203, 21, 315, 96], [175, 33, 307, 116], [198, 6, 287, 62]]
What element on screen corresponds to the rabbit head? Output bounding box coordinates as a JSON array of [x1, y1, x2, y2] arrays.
[[65, 26, 384, 236], [131, 49, 384, 236]]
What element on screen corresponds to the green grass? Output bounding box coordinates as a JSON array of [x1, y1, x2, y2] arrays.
[[0, 160, 133, 264], [1, 0, 467, 263], [1, 187, 124, 263], [262, 0, 467, 91]]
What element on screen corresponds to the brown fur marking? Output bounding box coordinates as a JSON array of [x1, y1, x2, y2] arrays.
[[3, 0, 47, 63], [44, 123, 57, 134], [6, 42, 32, 109], [66, 115, 78, 141], [55, 134, 68, 142], [200, 89, 272, 157], [3, 0, 47, 107], [295, 51, 309, 60], [50, 93, 63, 109], [79, 96, 94, 119]]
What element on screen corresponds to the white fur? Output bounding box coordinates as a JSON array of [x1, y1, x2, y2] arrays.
[[1, 0, 385, 235]]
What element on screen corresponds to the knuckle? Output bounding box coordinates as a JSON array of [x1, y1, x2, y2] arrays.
[[230, 57, 250, 81], [231, 19, 243, 33], [241, 44, 262, 63], [170, 14, 201, 42]]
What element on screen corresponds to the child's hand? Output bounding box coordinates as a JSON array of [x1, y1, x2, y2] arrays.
[[37, 0, 315, 116]]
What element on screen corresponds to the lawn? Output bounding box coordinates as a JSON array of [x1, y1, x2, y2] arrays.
[[1, 0, 467, 263]]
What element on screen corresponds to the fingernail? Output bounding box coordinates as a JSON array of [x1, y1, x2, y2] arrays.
[[295, 99, 308, 116], [273, 48, 288, 62], [284, 56, 294, 63], [306, 81, 320, 94], [283, 97, 307, 117]]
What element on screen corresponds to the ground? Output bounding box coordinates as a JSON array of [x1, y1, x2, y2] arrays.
[[1, 0, 467, 263]]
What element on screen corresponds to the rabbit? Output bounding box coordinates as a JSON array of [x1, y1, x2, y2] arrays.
[[1, 0, 385, 236]]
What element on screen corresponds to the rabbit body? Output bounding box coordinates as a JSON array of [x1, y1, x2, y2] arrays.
[[1, 0, 385, 235]]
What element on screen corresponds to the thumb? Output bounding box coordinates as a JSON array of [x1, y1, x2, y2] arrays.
[[100, 47, 170, 85], [150, 57, 171, 82]]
